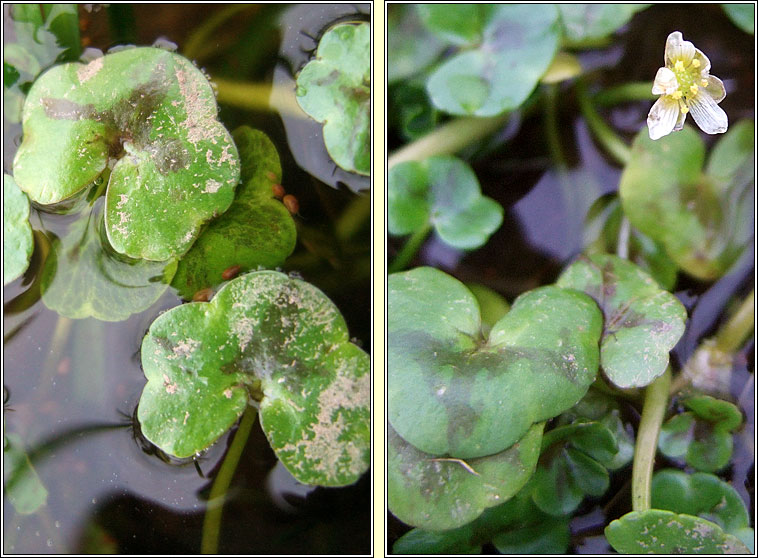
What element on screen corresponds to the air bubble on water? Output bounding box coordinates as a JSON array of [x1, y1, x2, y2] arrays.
[[80, 47, 104, 62], [287, 270, 303, 280], [108, 44, 137, 54], [152, 37, 178, 51]]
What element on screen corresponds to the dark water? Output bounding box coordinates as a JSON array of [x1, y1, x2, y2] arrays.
[[387, 4, 754, 553], [4, 4, 370, 554]]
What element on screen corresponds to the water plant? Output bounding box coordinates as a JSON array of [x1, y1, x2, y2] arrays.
[[388, 4, 753, 554]]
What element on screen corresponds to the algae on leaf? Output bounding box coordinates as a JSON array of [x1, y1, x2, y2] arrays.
[[3, 175, 34, 285]]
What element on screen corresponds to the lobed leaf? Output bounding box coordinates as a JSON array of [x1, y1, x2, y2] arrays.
[[3, 175, 34, 285]]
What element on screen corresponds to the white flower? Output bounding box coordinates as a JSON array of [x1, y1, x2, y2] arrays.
[[647, 31, 728, 140]]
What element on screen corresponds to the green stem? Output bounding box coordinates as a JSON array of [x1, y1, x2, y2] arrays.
[[212, 78, 302, 116], [592, 82, 655, 107], [575, 79, 631, 166], [335, 194, 370, 242], [183, 5, 254, 61], [616, 217, 631, 259], [388, 114, 510, 169], [388, 224, 432, 274], [543, 84, 567, 169], [201, 405, 258, 554], [714, 289, 755, 353], [631, 367, 671, 512]]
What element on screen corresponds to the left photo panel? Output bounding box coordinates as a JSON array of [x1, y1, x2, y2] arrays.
[[3, 4, 372, 555]]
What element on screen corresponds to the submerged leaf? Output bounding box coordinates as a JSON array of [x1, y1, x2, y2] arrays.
[[557, 253, 687, 388], [13, 46, 240, 261], [558, 4, 649, 43], [4, 433, 48, 515], [138, 271, 369, 486], [3, 175, 34, 285], [295, 22, 370, 176]]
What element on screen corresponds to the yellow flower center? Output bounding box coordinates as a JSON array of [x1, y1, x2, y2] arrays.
[[670, 57, 702, 101]]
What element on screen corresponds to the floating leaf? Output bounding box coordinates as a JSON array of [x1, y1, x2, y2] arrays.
[[557, 253, 687, 388], [723, 4, 754, 34], [388, 156, 503, 250], [3, 175, 34, 285], [416, 4, 491, 46], [425, 4, 561, 116], [13, 46, 240, 261], [4, 432, 48, 515], [619, 122, 754, 280], [138, 271, 369, 486], [388, 267, 602, 458], [605, 509, 750, 554], [658, 395, 742, 472], [388, 421, 543, 531], [388, 5, 445, 83], [171, 127, 296, 299], [295, 22, 370, 176], [40, 202, 176, 321], [652, 469, 753, 550], [557, 5, 649, 43]]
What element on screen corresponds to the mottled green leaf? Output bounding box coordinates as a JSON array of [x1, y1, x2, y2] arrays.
[[491, 515, 570, 554], [557, 5, 649, 42], [388, 5, 445, 83], [652, 469, 753, 549], [13, 47, 240, 261], [40, 203, 176, 321], [426, 4, 561, 116], [4, 433, 48, 515], [171, 127, 296, 299], [619, 122, 754, 280], [138, 271, 369, 486], [605, 509, 750, 554], [388, 421, 543, 531], [388, 267, 602, 458], [295, 22, 369, 176], [723, 4, 754, 34], [557, 253, 687, 388], [3, 175, 34, 285], [388, 157, 503, 250]]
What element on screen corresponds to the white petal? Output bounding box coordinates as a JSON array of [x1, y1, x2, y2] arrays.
[[693, 48, 711, 73], [652, 67, 677, 95], [664, 31, 695, 66], [648, 97, 681, 140], [673, 108, 687, 132], [704, 75, 726, 103], [688, 92, 728, 135]]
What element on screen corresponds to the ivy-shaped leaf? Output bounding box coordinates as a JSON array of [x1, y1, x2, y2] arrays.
[[4, 432, 48, 515], [3, 175, 34, 285], [652, 469, 754, 551], [557, 253, 687, 389], [619, 121, 754, 280], [388, 156, 503, 250], [388, 267, 602, 458], [388, 5, 445, 84], [658, 395, 742, 472], [171, 127, 296, 299], [138, 271, 369, 486], [295, 22, 370, 176], [13, 46, 240, 261], [557, 5, 650, 43], [605, 509, 750, 554], [424, 4, 561, 116], [40, 202, 176, 322], [388, 421, 543, 532]]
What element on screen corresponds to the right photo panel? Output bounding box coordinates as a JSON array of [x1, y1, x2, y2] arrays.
[[387, 4, 755, 555]]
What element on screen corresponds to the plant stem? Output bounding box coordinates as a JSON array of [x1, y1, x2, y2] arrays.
[[575, 79, 631, 166], [335, 194, 370, 242], [388, 224, 432, 274], [201, 405, 258, 554], [388, 114, 510, 169], [592, 82, 655, 107], [212, 78, 302, 116], [714, 289, 755, 353], [543, 84, 567, 169], [631, 367, 671, 511], [182, 5, 254, 61], [616, 217, 631, 259]]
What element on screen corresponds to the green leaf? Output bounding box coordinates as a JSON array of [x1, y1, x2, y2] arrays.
[[605, 509, 750, 554], [388, 421, 543, 531], [557, 253, 687, 388], [3, 175, 34, 285], [4, 433, 48, 515], [295, 22, 370, 176], [466, 283, 510, 336], [388, 6, 446, 84], [652, 469, 752, 545], [13, 46, 240, 261], [723, 4, 754, 34], [388, 156, 503, 250], [389, 80, 440, 142], [171, 127, 296, 299], [426, 4, 561, 116], [388, 267, 602, 458], [557, 4, 649, 42], [619, 122, 754, 280], [138, 271, 369, 486], [416, 4, 491, 46], [40, 202, 176, 321], [492, 515, 570, 554]]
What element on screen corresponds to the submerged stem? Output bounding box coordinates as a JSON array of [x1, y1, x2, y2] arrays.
[[201, 405, 258, 554], [593, 82, 655, 107], [631, 367, 671, 511], [575, 79, 631, 166], [388, 224, 432, 274], [714, 289, 755, 353]]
